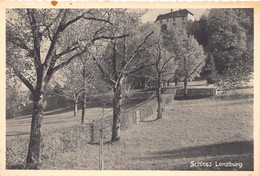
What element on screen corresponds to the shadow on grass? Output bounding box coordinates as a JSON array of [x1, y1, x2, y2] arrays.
[[213, 93, 253, 101], [44, 106, 75, 116], [139, 140, 253, 160], [7, 164, 25, 170], [141, 118, 161, 123], [6, 132, 30, 137], [174, 96, 213, 100]]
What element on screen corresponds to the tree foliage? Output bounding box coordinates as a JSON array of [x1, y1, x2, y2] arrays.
[[164, 29, 206, 97], [6, 9, 117, 169], [90, 9, 153, 141], [6, 68, 30, 118], [188, 8, 253, 91], [145, 24, 177, 119]]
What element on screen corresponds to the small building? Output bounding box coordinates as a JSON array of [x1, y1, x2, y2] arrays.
[[155, 9, 194, 32]]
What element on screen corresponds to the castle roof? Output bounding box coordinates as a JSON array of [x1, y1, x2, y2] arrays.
[[155, 9, 194, 22]]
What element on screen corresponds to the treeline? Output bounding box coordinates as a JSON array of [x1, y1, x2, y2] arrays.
[[187, 8, 253, 90]]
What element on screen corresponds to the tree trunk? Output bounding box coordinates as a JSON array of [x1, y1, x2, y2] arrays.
[[26, 91, 45, 169], [184, 78, 188, 98], [81, 64, 86, 124], [81, 92, 86, 124], [156, 71, 163, 120], [111, 79, 123, 142], [74, 100, 78, 116]]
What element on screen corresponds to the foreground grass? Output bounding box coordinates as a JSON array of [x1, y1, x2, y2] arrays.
[[7, 90, 253, 170]]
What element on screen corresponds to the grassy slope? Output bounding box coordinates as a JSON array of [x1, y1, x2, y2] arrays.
[[39, 91, 253, 170], [6, 96, 150, 138]]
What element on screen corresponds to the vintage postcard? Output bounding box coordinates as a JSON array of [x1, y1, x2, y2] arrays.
[[0, 1, 259, 176]]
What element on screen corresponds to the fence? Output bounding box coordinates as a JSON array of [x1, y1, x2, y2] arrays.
[[174, 88, 216, 100], [89, 90, 176, 144]]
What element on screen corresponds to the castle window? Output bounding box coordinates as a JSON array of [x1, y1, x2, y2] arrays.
[[183, 22, 186, 25], [167, 18, 169, 22], [161, 24, 167, 32], [173, 18, 175, 21], [173, 23, 176, 26], [182, 16, 185, 20]]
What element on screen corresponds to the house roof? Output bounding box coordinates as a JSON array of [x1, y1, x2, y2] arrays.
[[155, 9, 194, 22]]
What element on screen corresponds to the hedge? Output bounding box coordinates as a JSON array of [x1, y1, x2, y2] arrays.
[[174, 88, 216, 100]]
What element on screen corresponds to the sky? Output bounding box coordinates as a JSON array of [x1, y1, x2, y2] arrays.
[[141, 8, 208, 23]]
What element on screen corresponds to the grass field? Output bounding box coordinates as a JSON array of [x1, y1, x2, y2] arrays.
[[6, 93, 151, 138], [6, 87, 253, 170]]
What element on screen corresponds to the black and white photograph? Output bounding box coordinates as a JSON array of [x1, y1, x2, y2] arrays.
[[2, 4, 258, 174]]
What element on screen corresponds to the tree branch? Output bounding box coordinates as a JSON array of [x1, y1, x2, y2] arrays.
[[161, 56, 175, 70], [115, 31, 154, 87], [56, 43, 80, 58], [6, 35, 34, 57], [59, 11, 112, 32], [186, 52, 201, 73], [92, 55, 116, 85], [42, 20, 53, 42], [162, 72, 177, 78], [187, 60, 205, 78], [40, 10, 64, 37], [6, 61, 35, 94], [26, 9, 42, 67], [52, 49, 85, 73], [126, 63, 156, 76], [92, 34, 130, 44]]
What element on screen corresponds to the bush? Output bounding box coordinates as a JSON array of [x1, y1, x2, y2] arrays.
[[174, 88, 216, 100], [6, 137, 28, 169], [6, 125, 90, 169], [206, 77, 217, 84]]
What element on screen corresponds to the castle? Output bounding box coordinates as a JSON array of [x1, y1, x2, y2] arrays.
[[155, 9, 194, 32]]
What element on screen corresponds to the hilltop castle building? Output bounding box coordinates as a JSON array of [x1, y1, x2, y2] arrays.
[[155, 9, 194, 32]]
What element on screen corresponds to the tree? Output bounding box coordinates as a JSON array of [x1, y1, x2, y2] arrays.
[[187, 14, 209, 47], [6, 9, 116, 169], [48, 57, 103, 118], [140, 24, 177, 120], [164, 30, 206, 97], [153, 35, 176, 119], [205, 9, 253, 91], [79, 56, 110, 123], [204, 52, 218, 84], [90, 9, 154, 142], [189, 9, 254, 90]]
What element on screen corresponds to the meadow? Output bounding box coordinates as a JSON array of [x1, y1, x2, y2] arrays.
[[6, 86, 253, 170]]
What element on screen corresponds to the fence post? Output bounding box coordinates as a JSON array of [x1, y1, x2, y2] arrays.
[[99, 102, 105, 170], [135, 110, 140, 123], [90, 122, 95, 143], [99, 129, 104, 170]]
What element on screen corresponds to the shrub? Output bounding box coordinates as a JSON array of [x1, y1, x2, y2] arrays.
[[6, 137, 28, 169], [174, 88, 216, 99], [6, 125, 90, 169]]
